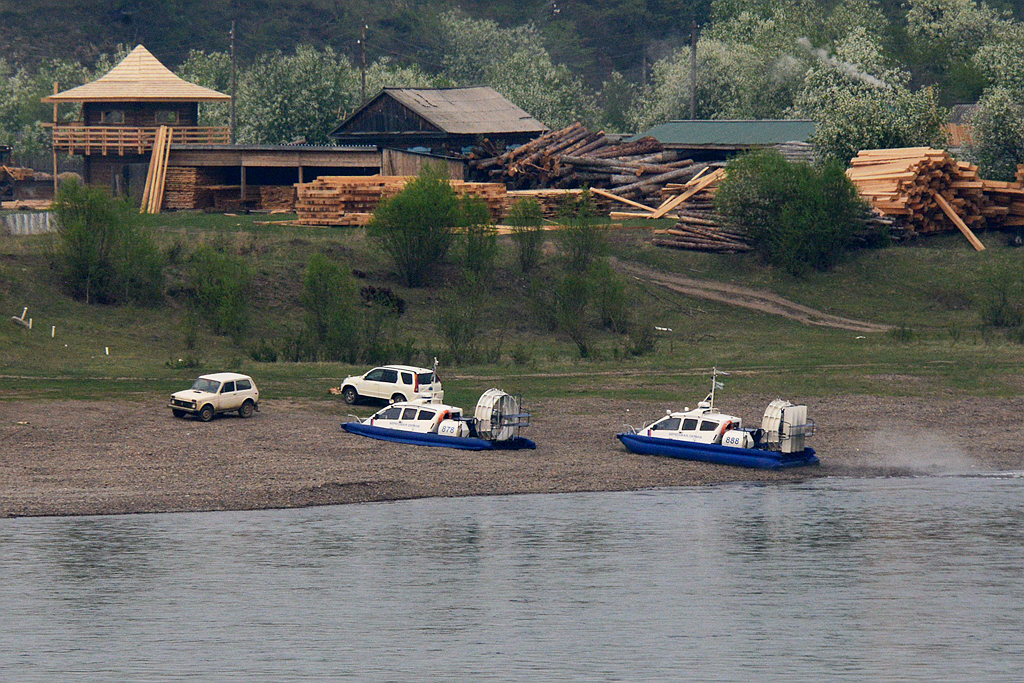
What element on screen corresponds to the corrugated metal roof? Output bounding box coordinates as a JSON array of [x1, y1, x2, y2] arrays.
[[44, 45, 230, 103], [343, 87, 546, 135], [634, 120, 817, 146]]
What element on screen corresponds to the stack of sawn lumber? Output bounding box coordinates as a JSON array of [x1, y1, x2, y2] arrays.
[[162, 166, 218, 210], [470, 122, 707, 207], [259, 186, 296, 212], [295, 176, 507, 227], [846, 148, 987, 235], [504, 188, 617, 218], [972, 164, 1024, 228]]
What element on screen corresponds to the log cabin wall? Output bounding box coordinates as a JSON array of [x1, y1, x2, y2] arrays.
[[341, 97, 442, 134], [82, 102, 199, 127]]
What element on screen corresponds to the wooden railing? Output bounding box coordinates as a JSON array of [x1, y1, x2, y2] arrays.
[[51, 125, 230, 155]]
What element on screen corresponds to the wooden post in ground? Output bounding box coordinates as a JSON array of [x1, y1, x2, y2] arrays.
[[52, 82, 58, 197]]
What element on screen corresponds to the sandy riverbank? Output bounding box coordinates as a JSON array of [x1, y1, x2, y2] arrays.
[[1, 394, 1022, 518]]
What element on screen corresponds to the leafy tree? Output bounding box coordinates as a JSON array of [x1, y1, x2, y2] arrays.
[[792, 28, 947, 162], [186, 245, 252, 340], [965, 87, 1024, 181], [507, 197, 546, 273], [237, 45, 360, 144], [177, 50, 233, 128], [52, 181, 163, 305], [301, 253, 359, 361], [457, 196, 498, 276], [437, 10, 597, 127], [715, 149, 873, 276], [555, 189, 604, 272], [368, 164, 462, 287]]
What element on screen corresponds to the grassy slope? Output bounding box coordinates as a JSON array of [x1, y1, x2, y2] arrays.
[[2, 212, 1023, 408]]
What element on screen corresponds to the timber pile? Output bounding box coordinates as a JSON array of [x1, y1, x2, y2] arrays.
[[162, 167, 218, 210], [470, 123, 706, 206], [974, 164, 1024, 228], [295, 176, 507, 227], [504, 188, 616, 218], [259, 185, 296, 212], [645, 168, 753, 253], [846, 148, 987, 237]]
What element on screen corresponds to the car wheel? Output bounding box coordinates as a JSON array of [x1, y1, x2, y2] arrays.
[[172, 409, 186, 418], [198, 404, 215, 422], [238, 400, 254, 418], [342, 386, 358, 404], [391, 393, 406, 404]]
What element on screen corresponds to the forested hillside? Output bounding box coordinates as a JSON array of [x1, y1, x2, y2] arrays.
[[7, 1, 1024, 177]]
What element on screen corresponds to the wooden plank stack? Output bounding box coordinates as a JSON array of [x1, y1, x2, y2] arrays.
[[504, 188, 617, 218], [846, 148, 987, 236], [140, 125, 171, 214], [295, 176, 508, 227], [470, 123, 704, 207], [971, 164, 1024, 228], [162, 166, 219, 210], [259, 185, 297, 212]]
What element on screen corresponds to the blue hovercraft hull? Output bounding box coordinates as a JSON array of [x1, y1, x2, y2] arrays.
[[343, 422, 536, 451], [617, 432, 817, 470]]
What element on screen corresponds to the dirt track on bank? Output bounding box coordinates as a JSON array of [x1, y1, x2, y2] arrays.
[[2, 393, 1022, 518], [612, 259, 895, 333]]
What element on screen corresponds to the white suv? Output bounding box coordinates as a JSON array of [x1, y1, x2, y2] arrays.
[[340, 364, 443, 405], [169, 372, 260, 421]]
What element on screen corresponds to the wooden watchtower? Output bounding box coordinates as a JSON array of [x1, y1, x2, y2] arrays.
[[44, 45, 230, 195]]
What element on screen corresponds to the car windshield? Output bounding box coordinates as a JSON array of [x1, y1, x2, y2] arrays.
[[191, 378, 220, 393]]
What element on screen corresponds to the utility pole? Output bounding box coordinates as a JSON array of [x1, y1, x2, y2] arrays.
[[230, 20, 237, 144], [689, 21, 698, 120], [359, 22, 368, 104]]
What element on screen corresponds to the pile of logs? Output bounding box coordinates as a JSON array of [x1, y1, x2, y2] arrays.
[[641, 168, 753, 253], [846, 147, 987, 249], [470, 122, 707, 207], [295, 176, 508, 227]]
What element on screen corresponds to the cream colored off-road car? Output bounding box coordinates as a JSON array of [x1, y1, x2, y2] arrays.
[[169, 372, 259, 421]]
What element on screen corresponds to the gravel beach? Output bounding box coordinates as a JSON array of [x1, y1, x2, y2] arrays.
[[2, 394, 1022, 518]]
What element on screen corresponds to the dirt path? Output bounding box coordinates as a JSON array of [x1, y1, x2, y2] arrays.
[[612, 258, 894, 333]]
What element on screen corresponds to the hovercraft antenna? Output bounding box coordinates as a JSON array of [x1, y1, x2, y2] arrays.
[[707, 367, 729, 410]]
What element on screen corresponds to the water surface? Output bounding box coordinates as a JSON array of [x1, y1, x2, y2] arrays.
[[2, 475, 1022, 680]]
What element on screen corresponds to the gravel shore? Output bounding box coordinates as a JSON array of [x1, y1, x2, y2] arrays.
[[2, 394, 1022, 518]]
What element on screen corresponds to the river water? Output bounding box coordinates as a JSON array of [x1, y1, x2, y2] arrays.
[[2, 475, 1022, 681]]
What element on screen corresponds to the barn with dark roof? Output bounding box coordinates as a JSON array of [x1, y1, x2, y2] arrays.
[[328, 87, 547, 155]]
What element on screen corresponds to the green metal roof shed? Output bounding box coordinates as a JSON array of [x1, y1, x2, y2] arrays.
[[632, 120, 816, 149]]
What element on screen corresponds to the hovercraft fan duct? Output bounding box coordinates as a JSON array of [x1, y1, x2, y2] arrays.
[[474, 388, 530, 441]]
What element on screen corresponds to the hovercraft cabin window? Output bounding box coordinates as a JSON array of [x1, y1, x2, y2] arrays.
[[699, 420, 719, 432], [379, 406, 402, 420], [416, 410, 435, 421], [651, 417, 681, 431], [401, 407, 418, 420], [682, 418, 699, 430]]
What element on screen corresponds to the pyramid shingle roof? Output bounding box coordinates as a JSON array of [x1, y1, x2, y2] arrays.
[[44, 45, 230, 103]]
